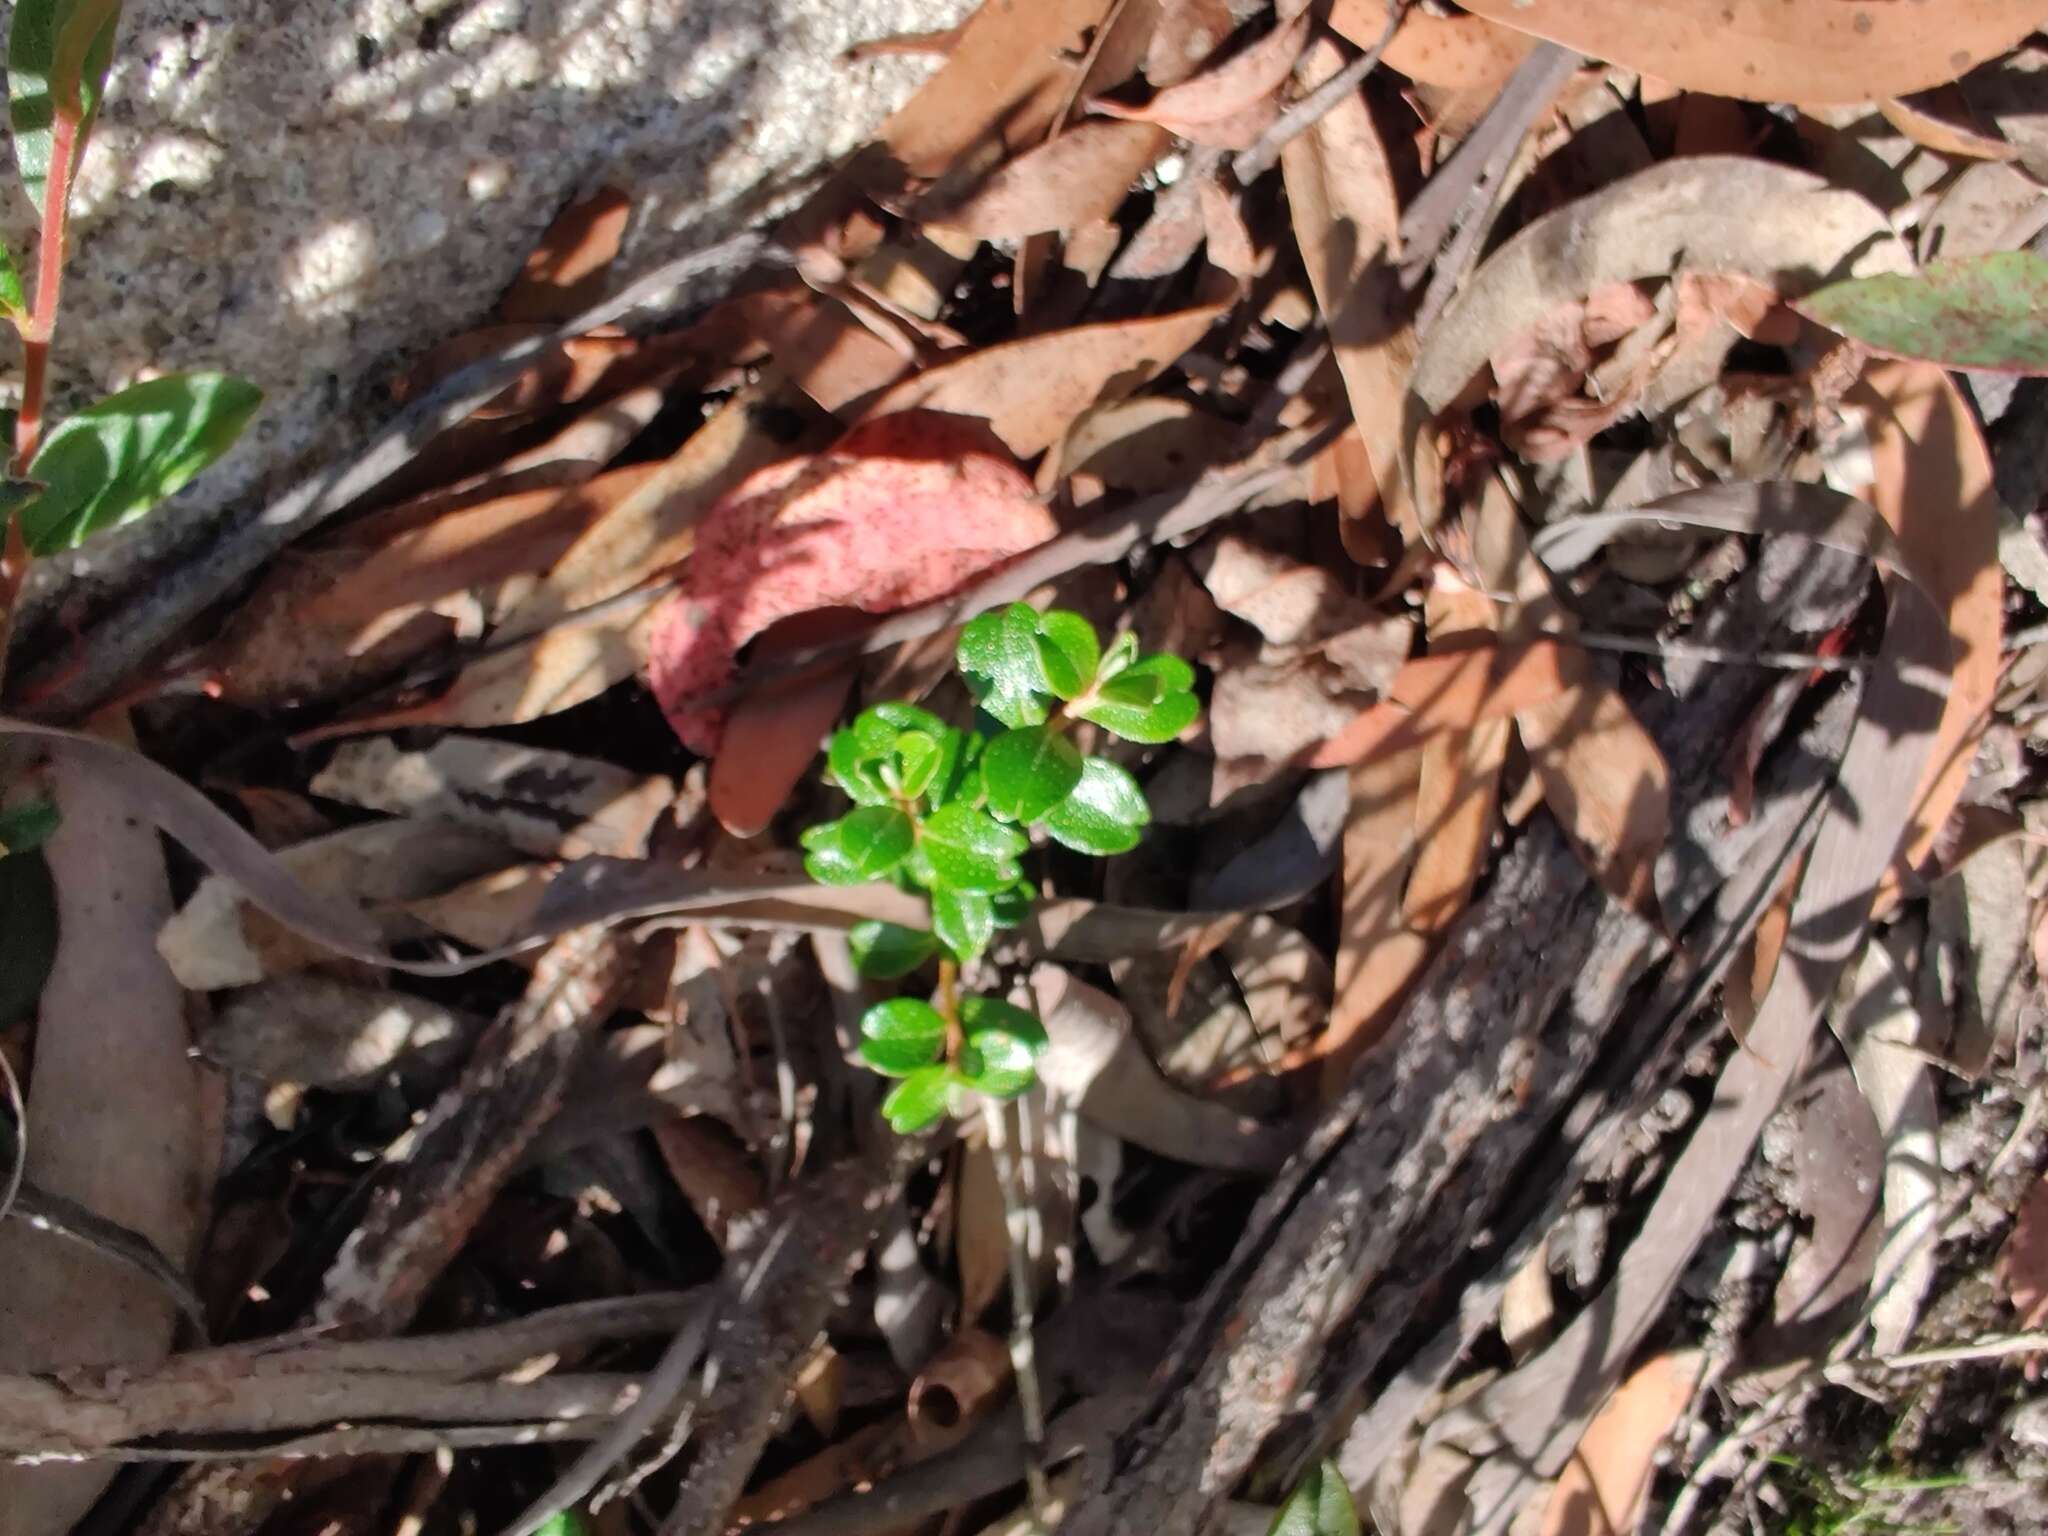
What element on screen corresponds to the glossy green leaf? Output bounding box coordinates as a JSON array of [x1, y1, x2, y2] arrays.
[[990, 877, 1034, 929], [0, 799, 58, 857], [931, 884, 995, 962], [0, 850, 57, 1027], [848, 920, 941, 980], [1034, 610, 1100, 700], [1045, 756, 1149, 855], [1267, 1461, 1360, 1536], [858, 996, 947, 1076], [533, 1513, 590, 1536], [957, 995, 1048, 1099], [958, 602, 1052, 727], [980, 725, 1083, 823], [0, 245, 24, 321], [882, 729, 942, 799], [801, 805, 914, 884], [913, 802, 1027, 892], [881, 1063, 958, 1132], [1097, 629, 1139, 680], [829, 703, 953, 804], [1795, 252, 2048, 374], [924, 726, 982, 808], [21, 372, 263, 553], [9, 0, 121, 218], [1074, 654, 1200, 743], [827, 727, 894, 805]]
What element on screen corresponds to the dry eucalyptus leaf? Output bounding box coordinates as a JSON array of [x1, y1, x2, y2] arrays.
[[927, 120, 1166, 239], [1091, 5, 1310, 150], [312, 736, 676, 861], [202, 976, 486, 1090], [1538, 1351, 1702, 1536], [1997, 1175, 2048, 1330], [499, 185, 633, 324], [158, 820, 517, 991], [1459, 0, 2048, 104], [1282, 34, 1417, 546], [861, 283, 1233, 456]]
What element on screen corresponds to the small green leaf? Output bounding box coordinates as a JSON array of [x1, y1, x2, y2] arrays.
[[1074, 654, 1200, 744], [1044, 757, 1149, 855], [957, 995, 1048, 1099], [0, 799, 59, 857], [801, 806, 914, 884], [848, 920, 941, 980], [21, 372, 263, 553], [827, 727, 893, 805], [990, 877, 1034, 929], [1034, 610, 1100, 700], [0, 850, 58, 1027], [858, 997, 947, 1076], [1794, 251, 2048, 374], [881, 1064, 958, 1132], [925, 726, 982, 808], [1267, 1461, 1360, 1536], [931, 884, 995, 962], [958, 603, 1052, 728], [913, 802, 1027, 892], [9, 0, 122, 219], [980, 726, 1083, 823], [0, 245, 24, 321], [533, 1513, 591, 1536], [1097, 629, 1140, 680], [882, 729, 943, 799], [829, 703, 952, 804]]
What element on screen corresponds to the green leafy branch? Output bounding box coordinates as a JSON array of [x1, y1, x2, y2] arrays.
[[0, 0, 264, 672], [800, 604, 1199, 1132]]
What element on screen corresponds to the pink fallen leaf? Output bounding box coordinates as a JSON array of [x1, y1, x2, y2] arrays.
[[647, 410, 1057, 755]]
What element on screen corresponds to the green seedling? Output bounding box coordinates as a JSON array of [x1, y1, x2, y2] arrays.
[[801, 603, 1198, 1132]]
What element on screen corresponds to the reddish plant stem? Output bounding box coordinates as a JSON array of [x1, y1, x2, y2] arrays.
[[13, 108, 80, 475]]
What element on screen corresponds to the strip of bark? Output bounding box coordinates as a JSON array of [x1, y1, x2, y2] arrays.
[[1058, 538, 1870, 1533]]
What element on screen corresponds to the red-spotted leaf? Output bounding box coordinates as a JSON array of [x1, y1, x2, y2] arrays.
[[1794, 252, 2048, 374], [647, 411, 1056, 754]]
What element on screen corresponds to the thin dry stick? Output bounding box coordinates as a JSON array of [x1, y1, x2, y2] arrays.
[[1865, 1331, 2048, 1369], [496, 1292, 722, 1536], [982, 1097, 1051, 1527]]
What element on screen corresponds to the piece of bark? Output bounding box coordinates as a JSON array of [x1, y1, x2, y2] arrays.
[[1058, 537, 1869, 1533], [315, 925, 632, 1331], [651, 1142, 922, 1535]]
